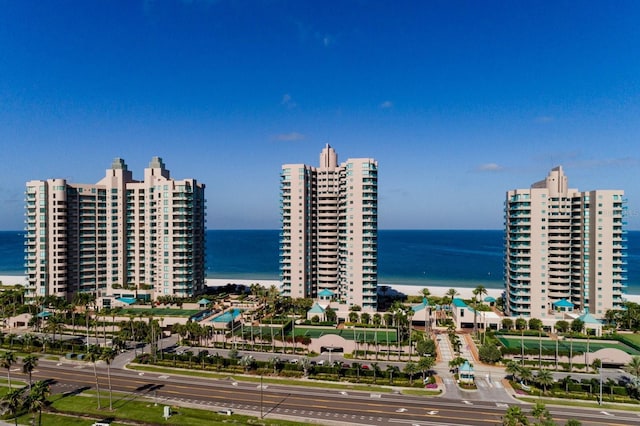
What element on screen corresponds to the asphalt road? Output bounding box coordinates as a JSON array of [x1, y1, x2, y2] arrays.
[[19, 360, 640, 426]]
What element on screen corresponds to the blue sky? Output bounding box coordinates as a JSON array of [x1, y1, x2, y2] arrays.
[[1, 0, 639, 230]]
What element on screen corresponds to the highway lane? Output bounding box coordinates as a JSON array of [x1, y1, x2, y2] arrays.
[[20, 361, 640, 426]]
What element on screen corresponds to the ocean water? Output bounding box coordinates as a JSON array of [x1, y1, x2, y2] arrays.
[[2, 230, 638, 294]]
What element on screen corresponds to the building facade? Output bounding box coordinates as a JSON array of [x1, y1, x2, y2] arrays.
[[280, 145, 378, 310], [24, 157, 206, 306], [505, 166, 627, 319]]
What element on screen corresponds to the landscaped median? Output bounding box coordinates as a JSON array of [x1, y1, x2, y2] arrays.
[[127, 362, 442, 396]]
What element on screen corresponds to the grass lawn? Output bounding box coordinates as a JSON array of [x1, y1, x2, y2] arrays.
[[497, 336, 640, 355], [34, 391, 313, 426]]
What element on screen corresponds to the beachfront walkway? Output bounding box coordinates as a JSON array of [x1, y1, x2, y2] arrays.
[[434, 332, 514, 403]]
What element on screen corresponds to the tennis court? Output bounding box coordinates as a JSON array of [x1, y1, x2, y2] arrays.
[[293, 327, 398, 342], [497, 336, 640, 355]]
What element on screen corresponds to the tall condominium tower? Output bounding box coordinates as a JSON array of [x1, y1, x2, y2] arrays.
[[280, 145, 378, 311], [24, 157, 206, 306], [505, 166, 627, 319]]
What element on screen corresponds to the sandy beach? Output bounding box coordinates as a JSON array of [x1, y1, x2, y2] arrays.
[[3, 273, 638, 304]]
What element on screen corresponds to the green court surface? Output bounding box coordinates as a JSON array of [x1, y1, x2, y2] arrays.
[[497, 336, 640, 355], [293, 327, 398, 342]]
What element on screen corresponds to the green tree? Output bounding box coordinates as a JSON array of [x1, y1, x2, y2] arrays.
[[403, 361, 418, 385], [555, 320, 570, 333], [446, 288, 459, 313], [27, 380, 50, 426], [478, 343, 502, 363], [325, 308, 337, 324], [22, 354, 39, 390], [502, 318, 514, 330], [531, 401, 553, 426], [528, 318, 543, 331], [1, 386, 25, 426], [268, 356, 280, 375], [418, 356, 435, 381], [102, 347, 118, 410], [86, 345, 102, 409], [415, 338, 436, 357], [502, 405, 529, 426], [0, 351, 17, 389], [239, 355, 254, 372], [386, 364, 400, 385], [515, 318, 527, 330], [372, 313, 382, 327], [300, 356, 312, 377], [505, 360, 521, 382], [570, 319, 584, 334], [519, 366, 533, 385], [535, 369, 554, 394], [472, 285, 488, 335], [624, 356, 640, 381]]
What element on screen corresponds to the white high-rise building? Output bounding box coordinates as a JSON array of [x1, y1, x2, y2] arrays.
[[505, 166, 627, 319], [280, 145, 378, 310], [24, 157, 206, 306]]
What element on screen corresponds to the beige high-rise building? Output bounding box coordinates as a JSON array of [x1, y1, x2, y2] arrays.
[[280, 145, 378, 311], [505, 166, 627, 319], [24, 157, 206, 306]]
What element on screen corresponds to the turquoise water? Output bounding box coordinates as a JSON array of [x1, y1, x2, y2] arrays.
[[1, 229, 638, 294]]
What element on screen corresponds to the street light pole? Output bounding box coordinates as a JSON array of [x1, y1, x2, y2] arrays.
[[599, 364, 603, 405], [260, 373, 264, 418]]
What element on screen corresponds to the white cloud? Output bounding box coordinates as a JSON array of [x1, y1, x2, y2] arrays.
[[273, 132, 305, 142], [281, 94, 297, 109], [476, 163, 504, 172], [379, 101, 393, 109]]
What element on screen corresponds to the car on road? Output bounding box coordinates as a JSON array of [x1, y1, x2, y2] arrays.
[[361, 365, 369, 370], [317, 360, 325, 366]]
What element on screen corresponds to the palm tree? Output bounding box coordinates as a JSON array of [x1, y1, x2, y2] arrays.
[[531, 401, 551, 425], [239, 355, 254, 373], [421, 288, 431, 299], [535, 368, 554, 394], [86, 345, 102, 409], [624, 356, 640, 382], [472, 285, 488, 336], [268, 356, 280, 375], [1, 351, 17, 389], [102, 347, 117, 410], [403, 361, 418, 385], [22, 354, 39, 390], [519, 366, 532, 385], [505, 360, 521, 382], [418, 356, 435, 382], [502, 405, 528, 426], [300, 356, 311, 377], [371, 362, 380, 384], [1, 386, 25, 426], [446, 288, 459, 314], [27, 380, 50, 426], [386, 365, 400, 385]]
